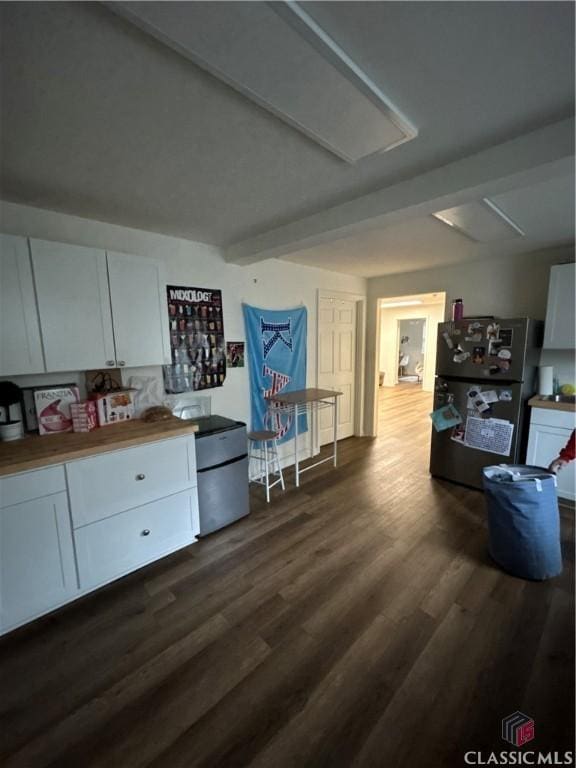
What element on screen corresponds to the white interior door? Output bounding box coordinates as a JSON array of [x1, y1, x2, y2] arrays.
[[318, 296, 357, 445]]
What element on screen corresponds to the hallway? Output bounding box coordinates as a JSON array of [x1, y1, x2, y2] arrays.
[[377, 382, 432, 474]]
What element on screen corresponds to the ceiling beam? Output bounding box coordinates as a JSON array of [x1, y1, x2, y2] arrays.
[[224, 117, 574, 265]]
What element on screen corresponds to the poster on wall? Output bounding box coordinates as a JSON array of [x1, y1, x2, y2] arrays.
[[243, 304, 307, 443], [226, 342, 245, 368], [163, 285, 226, 393]]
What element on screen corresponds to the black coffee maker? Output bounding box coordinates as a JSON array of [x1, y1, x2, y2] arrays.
[[0, 381, 24, 439]]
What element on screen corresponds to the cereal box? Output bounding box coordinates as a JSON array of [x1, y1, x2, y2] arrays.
[[91, 390, 135, 426]]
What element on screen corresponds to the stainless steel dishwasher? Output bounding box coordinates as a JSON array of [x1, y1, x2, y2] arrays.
[[193, 416, 250, 536]]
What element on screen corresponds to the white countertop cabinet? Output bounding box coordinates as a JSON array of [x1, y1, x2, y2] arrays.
[[526, 407, 575, 501], [543, 262, 575, 350], [0, 235, 45, 376], [0, 434, 199, 635]]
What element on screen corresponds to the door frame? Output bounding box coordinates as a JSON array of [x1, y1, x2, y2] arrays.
[[372, 292, 446, 437], [316, 289, 366, 456]]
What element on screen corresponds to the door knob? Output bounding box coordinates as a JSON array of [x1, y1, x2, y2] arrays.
[[141, 529, 150, 536], [136, 473, 146, 481], [117, 360, 126, 367], [106, 360, 115, 366]]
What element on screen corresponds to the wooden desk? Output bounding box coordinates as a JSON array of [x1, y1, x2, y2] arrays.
[[267, 388, 342, 487]]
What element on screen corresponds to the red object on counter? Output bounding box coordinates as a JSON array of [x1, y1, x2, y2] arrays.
[[89, 389, 135, 426], [70, 401, 98, 433], [34, 386, 80, 435]]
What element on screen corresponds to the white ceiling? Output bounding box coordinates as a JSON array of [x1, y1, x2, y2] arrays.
[[282, 172, 575, 277], [0, 1, 574, 276]]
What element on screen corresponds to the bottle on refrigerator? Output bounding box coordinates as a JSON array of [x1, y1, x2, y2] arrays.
[[451, 298, 464, 321]]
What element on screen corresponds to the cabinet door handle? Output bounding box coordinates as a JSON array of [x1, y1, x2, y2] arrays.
[[141, 529, 151, 536], [136, 473, 146, 481], [106, 360, 115, 366], [117, 360, 126, 367]]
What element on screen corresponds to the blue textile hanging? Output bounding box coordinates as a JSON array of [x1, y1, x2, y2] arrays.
[[243, 304, 307, 444], [482, 465, 562, 580]]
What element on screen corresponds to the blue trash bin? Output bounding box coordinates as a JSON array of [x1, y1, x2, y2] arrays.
[[482, 465, 562, 580]]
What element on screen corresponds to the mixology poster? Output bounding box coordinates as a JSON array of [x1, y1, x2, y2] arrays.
[[164, 286, 226, 393]]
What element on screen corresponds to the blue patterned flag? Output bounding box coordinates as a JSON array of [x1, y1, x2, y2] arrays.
[[242, 304, 307, 444]]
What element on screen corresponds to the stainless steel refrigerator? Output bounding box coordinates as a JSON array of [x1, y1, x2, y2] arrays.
[[429, 317, 543, 489], [194, 416, 250, 535]]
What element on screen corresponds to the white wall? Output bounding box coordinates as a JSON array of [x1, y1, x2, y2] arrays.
[[365, 246, 575, 434], [0, 201, 366, 459], [378, 303, 444, 391]]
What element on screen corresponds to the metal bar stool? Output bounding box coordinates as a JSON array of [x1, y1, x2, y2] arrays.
[[247, 430, 285, 503]]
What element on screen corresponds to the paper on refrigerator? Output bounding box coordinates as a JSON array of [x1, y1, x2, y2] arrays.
[[463, 416, 514, 456]]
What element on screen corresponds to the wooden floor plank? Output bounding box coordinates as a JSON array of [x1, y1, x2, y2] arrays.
[[0, 383, 573, 768]]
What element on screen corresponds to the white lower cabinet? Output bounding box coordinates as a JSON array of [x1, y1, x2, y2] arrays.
[[75, 491, 199, 590], [0, 434, 200, 635], [0, 491, 77, 633], [526, 408, 575, 501]]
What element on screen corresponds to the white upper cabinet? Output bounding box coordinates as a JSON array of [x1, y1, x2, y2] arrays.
[[30, 239, 116, 372], [0, 235, 45, 375], [543, 262, 575, 349], [27, 239, 169, 371], [107, 251, 170, 367]]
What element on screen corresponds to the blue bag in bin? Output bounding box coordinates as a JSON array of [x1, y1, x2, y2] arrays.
[[482, 465, 562, 581]]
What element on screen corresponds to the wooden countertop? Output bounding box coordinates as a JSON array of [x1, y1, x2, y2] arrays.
[[0, 418, 199, 477], [528, 396, 576, 413]]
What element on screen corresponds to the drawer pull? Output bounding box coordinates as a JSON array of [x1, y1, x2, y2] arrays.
[[117, 360, 126, 367], [141, 529, 151, 536], [136, 473, 146, 481], [106, 360, 115, 366]]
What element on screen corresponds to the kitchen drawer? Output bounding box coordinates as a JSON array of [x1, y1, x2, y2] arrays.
[[530, 407, 576, 430], [74, 490, 199, 590], [0, 465, 66, 509], [67, 436, 197, 527]]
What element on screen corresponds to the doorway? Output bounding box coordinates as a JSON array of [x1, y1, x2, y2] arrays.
[[374, 291, 446, 439], [397, 317, 426, 386]]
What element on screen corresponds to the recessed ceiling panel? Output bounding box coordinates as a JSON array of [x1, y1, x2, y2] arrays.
[[490, 174, 575, 241], [432, 200, 524, 242], [107, 1, 417, 162]]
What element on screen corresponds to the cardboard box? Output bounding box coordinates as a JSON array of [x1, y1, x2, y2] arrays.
[[23, 382, 77, 432], [34, 386, 80, 436], [70, 401, 99, 433], [91, 390, 135, 426]]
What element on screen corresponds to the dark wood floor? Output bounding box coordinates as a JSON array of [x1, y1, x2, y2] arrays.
[[1, 384, 574, 767]]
